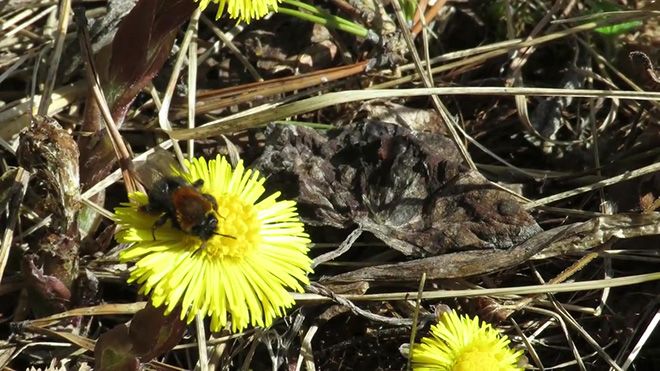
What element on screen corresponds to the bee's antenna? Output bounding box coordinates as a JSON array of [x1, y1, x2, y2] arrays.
[[214, 232, 236, 240]]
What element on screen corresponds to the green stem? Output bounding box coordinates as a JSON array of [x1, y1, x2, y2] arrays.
[[282, 0, 325, 15], [282, 0, 362, 31], [278, 0, 369, 38], [278, 7, 368, 37]]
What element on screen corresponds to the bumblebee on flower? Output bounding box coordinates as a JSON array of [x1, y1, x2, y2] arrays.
[[114, 154, 313, 332]]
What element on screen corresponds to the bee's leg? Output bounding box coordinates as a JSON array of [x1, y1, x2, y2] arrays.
[[192, 179, 204, 188], [203, 193, 219, 211], [192, 241, 206, 256], [139, 203, 156, 214], [151, 214, 168, 240]]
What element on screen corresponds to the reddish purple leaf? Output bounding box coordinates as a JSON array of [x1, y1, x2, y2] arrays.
[[129, 304, 186, 362], [107, 0, 197, 120], [95, 324, 140, 371]]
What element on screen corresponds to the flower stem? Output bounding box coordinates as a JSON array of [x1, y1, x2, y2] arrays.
[[278, 0, 369, 38]]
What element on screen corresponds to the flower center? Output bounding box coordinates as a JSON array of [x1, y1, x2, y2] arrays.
[[202, 194, 261, 260], [453, 342, 506, 371]]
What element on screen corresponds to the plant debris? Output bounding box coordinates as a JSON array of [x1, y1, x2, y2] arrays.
[[255, 122, 541, 257], [0, 0, 659, 369]]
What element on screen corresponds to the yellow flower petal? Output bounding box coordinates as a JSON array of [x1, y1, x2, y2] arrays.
[[411, 310, 524, 371], [194, 0, 279, 24], [115, 154, 313, 332]]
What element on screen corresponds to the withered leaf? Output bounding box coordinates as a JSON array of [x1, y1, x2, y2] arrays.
[[17, 117, 81, 316], [129, 304, 185, 362], [94, 324, 139, 371], [107, 0, 196, 113], [254, 122, 541, 257], [17, 116, 80, 231], [21, 255, 72, 317], [324, 225, 566, 283]]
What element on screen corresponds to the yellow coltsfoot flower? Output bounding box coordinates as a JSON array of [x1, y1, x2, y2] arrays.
[[411, 310, 524, 371], [196, 0, 279, 24], [115, 155, 312, 333]]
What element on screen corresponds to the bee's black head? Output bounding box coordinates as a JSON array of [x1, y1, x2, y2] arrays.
[[192, 213, 219, 240]]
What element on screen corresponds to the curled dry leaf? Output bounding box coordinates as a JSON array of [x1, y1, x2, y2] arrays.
[[17, 116, 80, 231], [254, 122, 541, 258], [16, 116, 80, 316], [21, 255, 72, 316], [325, 225, 564, 283], [323, 212, 660, 283], [356, 101, 445, 133]]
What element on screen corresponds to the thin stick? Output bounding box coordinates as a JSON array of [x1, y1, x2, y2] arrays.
[[390, 0, 477, 171], [157, 8, 201, 167], [0, 168, 29, 285], [37, 0, 71, 115], [511, 239, 616, 313], [195, 314, 209, 371], [407, 273, 427, 371], [525, 161, 660, 209], [312, 227, 362, 268], [169, 86, 660, 140], [620, 309, 660, 370], [294, 272, 660, 302], [199, 15, 262, 82], [374, 11, 655, 89], [74, 9, 137, 193], [411, 0, 447, 37], [0, 8, 37, 32], [4, 5, 55, 39], [187, 12, 199, 160]]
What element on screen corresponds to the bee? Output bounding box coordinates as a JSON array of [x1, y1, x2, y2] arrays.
[[134, 149, 233, 241]]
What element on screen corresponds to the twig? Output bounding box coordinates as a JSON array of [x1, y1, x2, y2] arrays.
[[374, 11, 655, 89], [188, 12, 199, 160], [312, 226, 362, 268], [551, 299, 621, 370], [525, 161, 660, 209], [526, 306, 585, 370], [406, 273, 426, 371], [177, 61, 367, 118], [74, 8, 137, 193], [4, 5, 55, 39], [0, 168, 30, 285], [37, 0, 70, 115], [297, 325, 318, 371], [390, 0, 477, 171], [169, 87, 660, 140], [411, 0, 447, 37], [195, 314, 209, 371], [200, 15, 262, 82], [296, 272, 660, 302], [157, 9, 201, 167], [511, 238, 616, 314], [308, 283, 413, 326], [620, 309, 660, 370]]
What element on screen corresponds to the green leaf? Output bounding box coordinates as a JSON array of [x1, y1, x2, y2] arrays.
[[590, 0, 642, 35], [401, 0, 418, 22], [594, 20, 642, 35]]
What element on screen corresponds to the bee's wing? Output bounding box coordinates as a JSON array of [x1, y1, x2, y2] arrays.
[[134, 148, 185, 189]]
